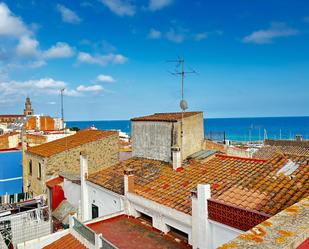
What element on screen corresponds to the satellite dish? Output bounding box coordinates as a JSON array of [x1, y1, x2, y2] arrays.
[[180, 99, 188, 110]]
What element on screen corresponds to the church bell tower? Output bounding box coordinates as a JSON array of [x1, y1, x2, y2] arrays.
[[24, 97, 34, 116]]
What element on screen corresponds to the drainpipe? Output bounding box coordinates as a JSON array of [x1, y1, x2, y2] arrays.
[[191, 184, 211, 249], [80, 151, 89, 222]]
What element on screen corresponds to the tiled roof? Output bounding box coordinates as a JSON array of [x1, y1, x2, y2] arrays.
[[87, 154, 308, 216], [218, 196, 309, 249], [27, 130, 117, 157], [253, 145, 309, 159], [131, 112, 202, 122], [0, 114, 24, 117], [43, 234, 86, 249], [46, 176, 63, 189]]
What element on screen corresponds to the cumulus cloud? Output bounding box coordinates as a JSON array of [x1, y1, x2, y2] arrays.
[[56, 4, 81, 24], [243, 22, 299, 44], [148, 28, 161, 39], [43, 42, 75, 59], [194, 32, 208, 41], [0, 77, 108, 105], [16, 36, 40, 57], [77, 52, 127, 66], [96, 74, 115, 83], [100, 0, 136, 16], [77, 84, 104, 92], [148, 0, 173, 11], [166, 28, 186, 43], [0, 3, 31, 38]]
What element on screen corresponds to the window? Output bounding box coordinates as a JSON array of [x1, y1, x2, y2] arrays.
[[37, 163, 42, 180], [168, 225, 189, 243], [92, 204, 99, 219], [139, 213, 153, 226], [29, 160, 32, 175]]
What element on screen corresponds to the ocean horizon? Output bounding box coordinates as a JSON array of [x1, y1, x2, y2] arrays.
[[67, 116, 309, 142]]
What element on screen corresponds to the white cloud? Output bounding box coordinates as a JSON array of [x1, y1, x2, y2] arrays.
[[16, 36, 40, 57], [148, 0, 173, 11], [100, 0, 136, 16], [243, 22, 299, 44], [48, 101, 56, 105], [77, 84, 104, 92], [56, 4, 81, 24], [43, 42, 74, 59], [0, 3, 31, 38], [96, 74, 115, 83], [195, 32, 208, 41], [166, 28, 185, 43], [148, 28, 161, 39], [77, 52, 127, 66]]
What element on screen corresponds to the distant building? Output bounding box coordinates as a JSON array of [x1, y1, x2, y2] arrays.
[[131, 112, 204, 162], [0, 97, 34, 124], [24, 130, 119, 195], [24, 115, 63, 131], [0, 132, 20, 150], [24, 97, 34, 115]]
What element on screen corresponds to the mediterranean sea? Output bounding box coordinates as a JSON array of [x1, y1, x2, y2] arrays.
[[67, 116, 309, 142]]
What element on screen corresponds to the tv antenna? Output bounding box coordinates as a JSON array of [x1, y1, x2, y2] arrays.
[[60, 88, 65, 130], [167, 57, 197, 158], [167, 56, 197, 112]]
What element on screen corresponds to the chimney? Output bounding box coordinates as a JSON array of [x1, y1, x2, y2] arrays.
[[295, 134, 303, 142], [191, 184, 211, 249], [124, 168, 135, 195], [80, 151, 89, 221], [171, 146, 181, 171]]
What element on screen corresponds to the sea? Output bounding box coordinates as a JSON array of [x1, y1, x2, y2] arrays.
[[67, 116, 309, 142]]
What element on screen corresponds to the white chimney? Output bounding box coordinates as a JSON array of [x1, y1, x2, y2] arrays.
[[80, 151, 89, 221], [191, 184, 211, 249], [172, 146, 181, 171], [124, 168, 135, 195]]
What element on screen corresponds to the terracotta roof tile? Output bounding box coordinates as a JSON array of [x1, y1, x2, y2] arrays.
[[43, 234, 86, 249], [46, 176, 64, 189], [88, 154, 309, 216], [27, 130, 118, 157], [131, 112, 202, 122]]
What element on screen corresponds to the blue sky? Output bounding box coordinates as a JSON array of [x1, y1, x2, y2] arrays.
[[0, 0, 308, 120]]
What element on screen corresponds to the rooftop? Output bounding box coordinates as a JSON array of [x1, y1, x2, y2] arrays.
[[87, 154, 308, 217], [27, 130, 118, 157], [131, 111, 202, 122], [218, 196, 309, 249], [88, 215, 190, 249], [43, 234, 86, 249], [253, 145, 309, 160]]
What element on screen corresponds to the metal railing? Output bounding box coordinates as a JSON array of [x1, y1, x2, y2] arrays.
[[101, 236, 118, 249], [72, 217, 96, 245]]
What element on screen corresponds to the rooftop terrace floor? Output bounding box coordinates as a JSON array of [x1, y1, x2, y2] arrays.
[[88, 215, 191, 249]]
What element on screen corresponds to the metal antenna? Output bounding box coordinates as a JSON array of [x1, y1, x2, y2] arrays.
[[167, 57, 197, 159], [60, 88, 65, 130]]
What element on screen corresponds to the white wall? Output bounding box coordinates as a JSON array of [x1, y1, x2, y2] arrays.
[[63, 179, 81, 209], [209, 220, 242, 249], [86, 181, 124, 220]]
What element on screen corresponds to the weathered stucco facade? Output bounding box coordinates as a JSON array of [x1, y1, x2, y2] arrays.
[[132, 112, 204, 162], [24, 133, 119, 195]]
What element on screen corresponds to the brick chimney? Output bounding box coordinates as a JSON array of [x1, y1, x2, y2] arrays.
[[124, 168, 135, 195], [171, 146, 181, 171]]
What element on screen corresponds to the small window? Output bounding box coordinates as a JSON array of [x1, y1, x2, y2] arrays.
[[139, 213, 153, 226], [92, 204, 99, 219], [29, 160, 32, 175], [37, 163, 42, 180]]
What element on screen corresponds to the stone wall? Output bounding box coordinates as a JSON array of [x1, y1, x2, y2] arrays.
[[181, 112, 204, 160], [132, 121, 174, 162], [203, 140, 226, 153], [24, 134, 119, 195], [226, 147, 253, 158], [0, 133, 20, 150]]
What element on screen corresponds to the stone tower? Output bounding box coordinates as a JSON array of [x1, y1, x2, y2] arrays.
[[24, 97, 34, 115]]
